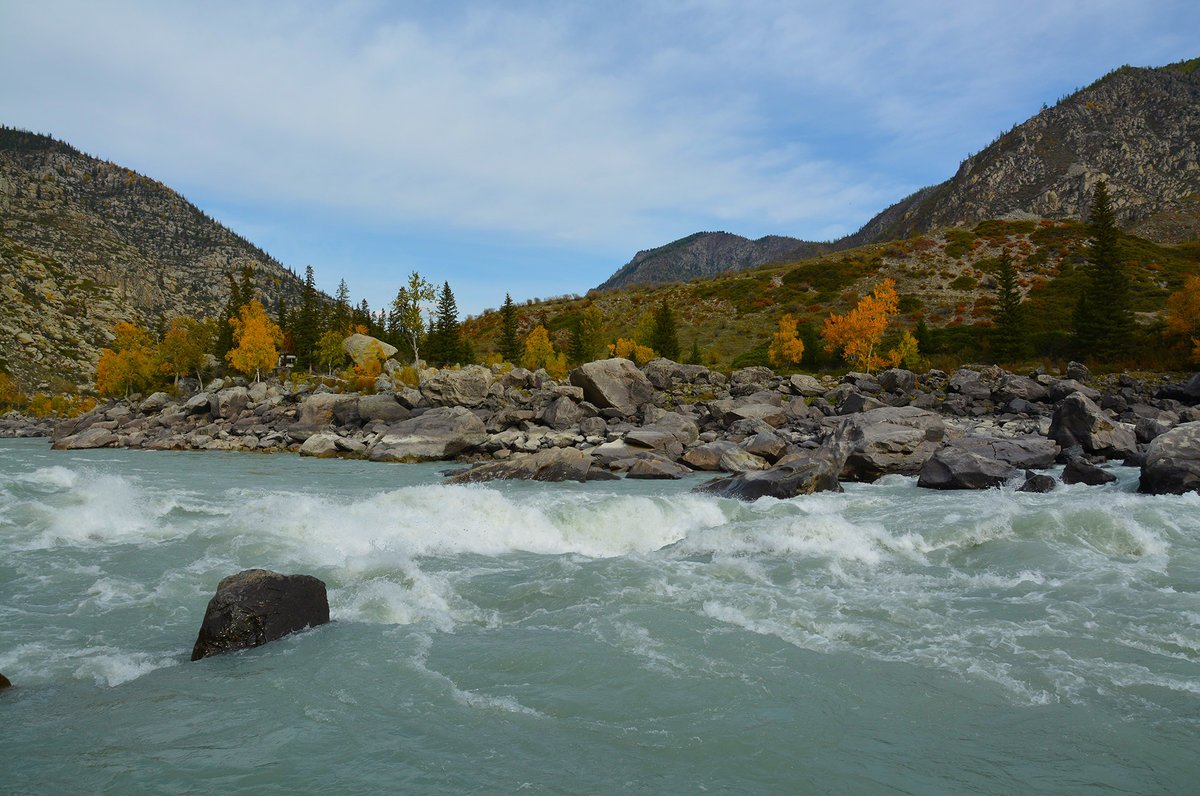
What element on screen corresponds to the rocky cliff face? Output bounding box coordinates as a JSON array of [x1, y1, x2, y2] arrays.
[[598, 231, 826, 291], [844, 58, 1200, 246], [0, 129, 310, 392]]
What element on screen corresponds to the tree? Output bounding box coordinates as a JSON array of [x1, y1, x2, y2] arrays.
[[226, 299, 284, 381], [609, 337, 656, 365], [568, 306, 605, 364], [333, 278, 352, 332], [157, 316, 215, 388], [648, 298, 680, 361], [821, 278, 900, 373], [768, 314, 806, 368], [1074, 181, 1132, 360], [499, 293, 522, 363], [391, 272, 437, 367], [95, 322, 156, 397], [521, 324, 567, 378], [294, 265, 321, 369], [1167, 275, 1200, 363], [315, 329, 348, 374], [427, 281, 463, 365], [214, 270, 241, 359], [992, 252, 1024, 361]]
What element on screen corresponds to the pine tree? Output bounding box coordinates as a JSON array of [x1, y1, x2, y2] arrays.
[[499, 293, 521, 363], [992, 252, 1024, 361], [294, 265, 320, 370], [649, 298, 680, 361], [1074, 181, 1132, 360], [427, 282, 462, 365], [333, 279, 352, 333], [687, 339, 702, 365], [215, 270, 240, 359]]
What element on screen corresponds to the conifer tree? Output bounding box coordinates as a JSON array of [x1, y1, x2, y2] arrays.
[[215, 270, 241, 359], [333, 279, 352, 332], [427, 281, 462, 365], [294, 265, 320, 369], [649, 298, 680, 361], [391, 271, 436, 367], [1074, 181, 1131, 360], [499, 293, 522, 363], [992, 252, 1024, 361]]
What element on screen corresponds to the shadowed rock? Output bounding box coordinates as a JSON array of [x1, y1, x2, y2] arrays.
[[444, 446, 595, 483], [1018, 471, 1057, 493], [692, 429, 851, 501], [1048, 392, 1137, 459], [1138, 421, 1200, 495], [917, 446, 1018, 490], [1062, 458, 1118, 486], [191, 569, 329, 661]]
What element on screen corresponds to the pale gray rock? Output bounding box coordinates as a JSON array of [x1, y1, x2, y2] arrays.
[[943, 435, 1059, 470], [569, 358, 656, 416], [1138, 421, 1200, 495], [420, 365, 494, 408], [368, 406, 487, 462], [358, 393, 411, 425], [343, 333, 398, 366], [786, 374, 826, 397], [539, 395, 585, 430]]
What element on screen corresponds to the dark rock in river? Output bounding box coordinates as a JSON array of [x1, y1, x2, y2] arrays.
[[692, 429, 851, 501], [1062, 458, 1118, 486], [1138, 421, 1200, 495], [1018, 471, 1057, 493], [444, 446, 596, 483], [191, 569, 330, 661], [917, 446, 1018, 490], [1048, 392, 1137, 460], [0, 672, 10, 689]]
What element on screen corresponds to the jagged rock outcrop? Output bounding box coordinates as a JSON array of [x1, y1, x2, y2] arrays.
[[190, 569, 329, 661]]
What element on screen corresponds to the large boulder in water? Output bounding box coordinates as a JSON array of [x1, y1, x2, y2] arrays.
[[569, 358, 656, 416], [692, 429, 852, 501], [1138, 421, 1200, 495], [917, 446, 1019, 490], [368, 406, 487, 462], [0, 672, 10, 689], [444, 447, 598, 483], [837, 406, 950, 481], [191, 569, 329, 661], [1048, 392, 1137, 459]]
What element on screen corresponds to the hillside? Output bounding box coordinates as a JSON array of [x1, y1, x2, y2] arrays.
[[0, 128, 311, 393], [466, 218, 1200, 371], [597, 231, 827, 291], [597, 57, 1200, 290]]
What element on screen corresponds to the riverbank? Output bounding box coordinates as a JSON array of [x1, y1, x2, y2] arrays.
[[14, 357, 1200, 495]]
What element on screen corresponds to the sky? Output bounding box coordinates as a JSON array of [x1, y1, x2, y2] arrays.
[[3, 0, 1198, 317]]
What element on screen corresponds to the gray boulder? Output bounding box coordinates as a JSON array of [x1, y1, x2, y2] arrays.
[[420, 365, 494, 408], [1048, 392, 1137, 459], [294, 393, 359, 430], [569, 358, 656, 416], [992, 375, 1048, 404], [368, 406, 488, 462], [917, 446, 1019, 490], [1138, 421, 1200, 495], [837, 406, 950, 481], [943, 436, 1059, 470], [692, 429, 852, 501], [786, 374, 826, 397], [358, 393, 411, 425], [949, 369, 991, 400], [444, 446, 595, 483], [878, 368, 917, 393], [625, 457, 693, 480], [643, 358, 715, 390], [1018, 471, 1057, 493], [191, 569, 329, 661], [539, 395, 585, 430]]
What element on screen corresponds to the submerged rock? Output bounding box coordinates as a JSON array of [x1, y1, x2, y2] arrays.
[[0, 672, 10, 689], [1018, 471, 1057, 493], [191, 569, 329, 661], [1062, 458, 1118, 486]]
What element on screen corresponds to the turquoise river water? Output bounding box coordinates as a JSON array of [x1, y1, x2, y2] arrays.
[[1, 437, 1199, 794]]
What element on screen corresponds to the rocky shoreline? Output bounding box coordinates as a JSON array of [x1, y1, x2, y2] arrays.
[[7, 357, 1200, 497]]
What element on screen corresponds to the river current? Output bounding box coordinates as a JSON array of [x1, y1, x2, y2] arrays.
[[2, 437, 1198, 793]]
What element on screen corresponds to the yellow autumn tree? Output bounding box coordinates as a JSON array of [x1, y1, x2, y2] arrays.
[[226, 299, 283, 381], [157, 316, 215, 388], [1166, 275, 1200, 363], [95, 321, 157, 397], [821, 278, 900, 373], [769, 314, 806, 368], [522, 324, 568, 378], [608, 337, 656, 365]]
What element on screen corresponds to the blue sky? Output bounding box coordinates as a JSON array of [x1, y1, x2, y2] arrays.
[[3, 0, 1198, 316]]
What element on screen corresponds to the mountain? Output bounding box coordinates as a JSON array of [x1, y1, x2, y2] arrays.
[[844, 58, 1200, 247], [0, 128, 311, 393], [597, 57, 1200, 290], [597, 231, 828, 291]]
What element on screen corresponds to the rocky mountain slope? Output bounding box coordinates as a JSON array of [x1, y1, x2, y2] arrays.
[[0, 129, 311, 393], [597, 232, 826, 291], [598, 57, 1200, 290]]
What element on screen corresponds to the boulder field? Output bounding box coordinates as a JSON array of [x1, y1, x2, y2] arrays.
[[17, 359, 1200, 500]]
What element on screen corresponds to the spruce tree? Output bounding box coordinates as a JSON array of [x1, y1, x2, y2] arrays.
[[1074, 181, 1131, 360], [499, 293, 521, 363], [295, 265, 320, 369], [992, 252, 1024, 361], [428, 282, 462, 365], [333, 279, 352, 333], [649, 298, 680, 361], [215, 270, 240, 359]]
